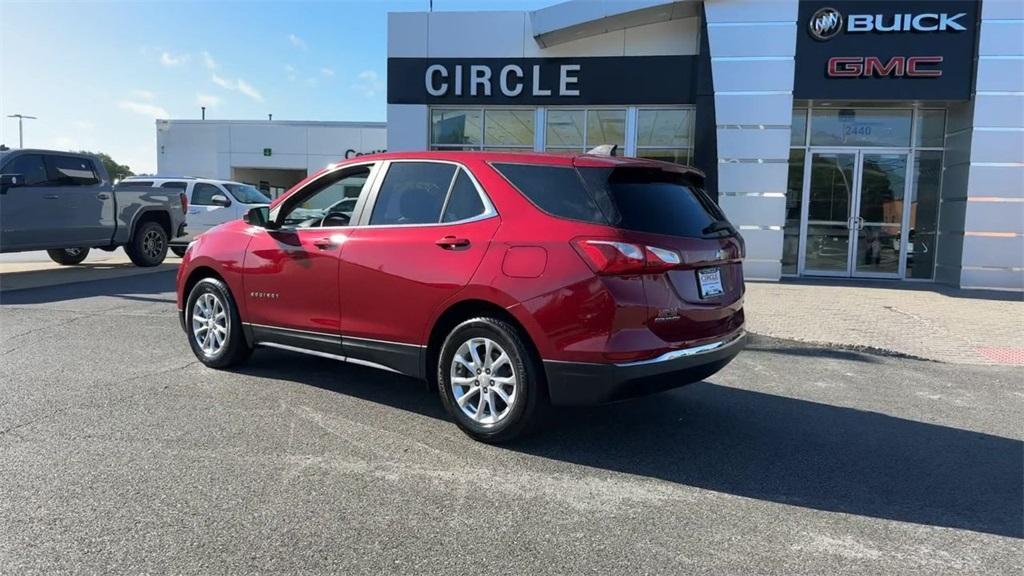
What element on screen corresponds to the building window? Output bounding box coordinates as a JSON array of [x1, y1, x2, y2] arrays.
[[431, 108, 534, 151], [636, 108, 695, 165], [544, 108, 627, 153]]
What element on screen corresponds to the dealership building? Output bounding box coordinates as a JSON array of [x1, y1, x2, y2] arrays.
[[156, 119, 385, 198], [385, 0, 1024, 291]]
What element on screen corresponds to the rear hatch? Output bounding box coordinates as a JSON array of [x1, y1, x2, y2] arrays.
[[573, 160, 745, 344]]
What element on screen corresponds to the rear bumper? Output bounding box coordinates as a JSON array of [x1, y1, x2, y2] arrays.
[[543, 329, 745, 405]]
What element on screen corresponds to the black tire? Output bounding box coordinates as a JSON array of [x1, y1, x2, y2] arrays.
[[125, 220, 168, 267], [184, 277, 252, 368], [46, 248, 90, 265], [437, 317, 547, 443], [170, 245, 188, 258]]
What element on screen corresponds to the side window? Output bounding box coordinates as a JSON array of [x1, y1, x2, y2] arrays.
[[369, 162, 456, 226], [278, 167, 371, 228], [191, 183, 221, 205], [44, 155, 100, 186], [493, 163, 605, 223], [121, 181, 153, 187], [2, 154, 48, 186], [441, 170, 486, 223], [160, 181, 187, 190]]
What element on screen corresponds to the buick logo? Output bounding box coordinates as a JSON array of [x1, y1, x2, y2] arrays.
[[809, 7, 843, 41]]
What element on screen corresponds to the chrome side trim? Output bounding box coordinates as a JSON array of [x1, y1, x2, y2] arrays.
[[345, 334, 426, 349], [258, 342, 403, 374], [614, 329, 746, 368]]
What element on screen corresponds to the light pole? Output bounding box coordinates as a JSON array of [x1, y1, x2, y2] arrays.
[[7, 114, 37, 148]]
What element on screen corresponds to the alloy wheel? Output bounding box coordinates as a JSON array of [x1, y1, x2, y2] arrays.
[[143, 229, 164, 259], [192, 292, 228, 356], [450, 337, 517, 425]]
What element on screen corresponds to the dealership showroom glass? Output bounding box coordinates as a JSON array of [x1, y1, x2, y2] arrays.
[[159, 0, 1024, 291]]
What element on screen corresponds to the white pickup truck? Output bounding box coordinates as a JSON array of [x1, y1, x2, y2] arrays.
[[119, 176, 271, 257]]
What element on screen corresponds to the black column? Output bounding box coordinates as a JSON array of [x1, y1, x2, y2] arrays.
[[693, 4, 719, 203]]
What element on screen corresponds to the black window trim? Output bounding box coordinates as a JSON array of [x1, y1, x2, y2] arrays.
[[355, 159, 497, 229]]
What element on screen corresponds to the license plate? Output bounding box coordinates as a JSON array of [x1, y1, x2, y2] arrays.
[[697, 267, 724, 298]]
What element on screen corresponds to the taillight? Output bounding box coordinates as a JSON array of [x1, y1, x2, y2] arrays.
[[572, 238, 681, 275], [180, 192, 188, 215]]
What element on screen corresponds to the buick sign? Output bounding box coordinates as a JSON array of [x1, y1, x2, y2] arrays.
[[810, 7, 843, 41], [794, 0, 978, 100]]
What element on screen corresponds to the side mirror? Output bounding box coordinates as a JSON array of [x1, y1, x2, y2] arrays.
[[0, 173, 24, 193], [243, 206, 277, 229], [210, 193, 232, 208]]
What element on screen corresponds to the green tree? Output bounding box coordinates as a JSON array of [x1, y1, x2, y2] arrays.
[[78, 151, 134, 181]]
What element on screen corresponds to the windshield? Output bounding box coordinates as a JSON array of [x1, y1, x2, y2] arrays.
[[223, 183, 271, 204]]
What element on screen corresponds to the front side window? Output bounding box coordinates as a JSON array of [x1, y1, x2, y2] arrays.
[[370, 162, 456, 225], [223, 183, 271, 204], [278, 167, 371, 228], [45, 155, 99, 186], [191, 183, 222, 206], [2, 154, 48, 186]]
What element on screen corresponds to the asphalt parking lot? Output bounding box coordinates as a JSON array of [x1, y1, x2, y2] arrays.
[[1, 270, 1021, 575]]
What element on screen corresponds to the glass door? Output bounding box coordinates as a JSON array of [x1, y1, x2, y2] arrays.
[[800, 151, 857, 275], [853, 153, 908, 278], [798, 150, 911, 278]]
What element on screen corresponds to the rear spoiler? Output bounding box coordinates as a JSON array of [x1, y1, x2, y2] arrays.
[[572, 155, 706, 189]]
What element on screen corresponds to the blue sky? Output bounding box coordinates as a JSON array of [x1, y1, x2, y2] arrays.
[[0, 0, 555, 173]]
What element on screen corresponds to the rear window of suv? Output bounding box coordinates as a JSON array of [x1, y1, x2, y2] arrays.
[[493, 162, 725, 238]]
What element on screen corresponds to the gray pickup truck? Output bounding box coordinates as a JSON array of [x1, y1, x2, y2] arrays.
[[0, 149, 187, 266]]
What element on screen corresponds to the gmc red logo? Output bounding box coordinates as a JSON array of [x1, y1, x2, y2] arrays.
[[827, 56, 944, 78]]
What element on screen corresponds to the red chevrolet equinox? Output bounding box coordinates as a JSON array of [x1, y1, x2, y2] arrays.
[[176, 151, 745, 442]]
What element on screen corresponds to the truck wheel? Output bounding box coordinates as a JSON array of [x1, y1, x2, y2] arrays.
[[170, 246, 188, 258], [437, 317, 548, 444], [125, 221, 168, 267], [185, 277, 252, 368], [46, 248, 90, 265]]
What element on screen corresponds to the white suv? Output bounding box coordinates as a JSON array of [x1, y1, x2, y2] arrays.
[[120, 177, 271, 256]]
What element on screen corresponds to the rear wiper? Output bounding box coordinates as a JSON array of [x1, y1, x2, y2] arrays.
[[702, 219, 735, 236]]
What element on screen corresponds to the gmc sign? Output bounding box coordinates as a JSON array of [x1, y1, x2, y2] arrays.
[[827, 56, 943, 78], [795, 1, 978, 100]]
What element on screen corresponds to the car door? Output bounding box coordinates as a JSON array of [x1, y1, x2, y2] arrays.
[[0, 153, 54, 250], [44, 154, 113, 246], [241, 163, 378, 354], [338, 161, 500, 371], [187, 182, 232, 236]]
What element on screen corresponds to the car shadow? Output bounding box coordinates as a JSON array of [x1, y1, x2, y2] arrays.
[[0, 269, 177, 305], [239, 348, 1022, 539]]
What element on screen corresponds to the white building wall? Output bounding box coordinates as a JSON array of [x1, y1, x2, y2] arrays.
[[385, 10, 699, 152], [959, 0, 1024, 291], [157, 120, 386, 179], [705, 0, 798, 281]]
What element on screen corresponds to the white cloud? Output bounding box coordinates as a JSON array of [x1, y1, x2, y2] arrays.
[[320, 67, 335, 78], [132, 89, 156, 100], [73, 121, 95, 131], [201, 51, 217, 70], [284, 64, 297, 81], [196, 93, 221, 108], [353, 70, 385, 98], [211, 73, 263, 102], [288, 34, 307, 50], [119, 100, 169, 119], [159, 51, 189, 67]]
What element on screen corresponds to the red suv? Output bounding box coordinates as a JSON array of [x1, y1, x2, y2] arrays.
[[176, 151, 745, 442]]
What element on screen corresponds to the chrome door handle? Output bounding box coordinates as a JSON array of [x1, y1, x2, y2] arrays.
[[97, 192, 111, 200], [312, 238, 335, 250]]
